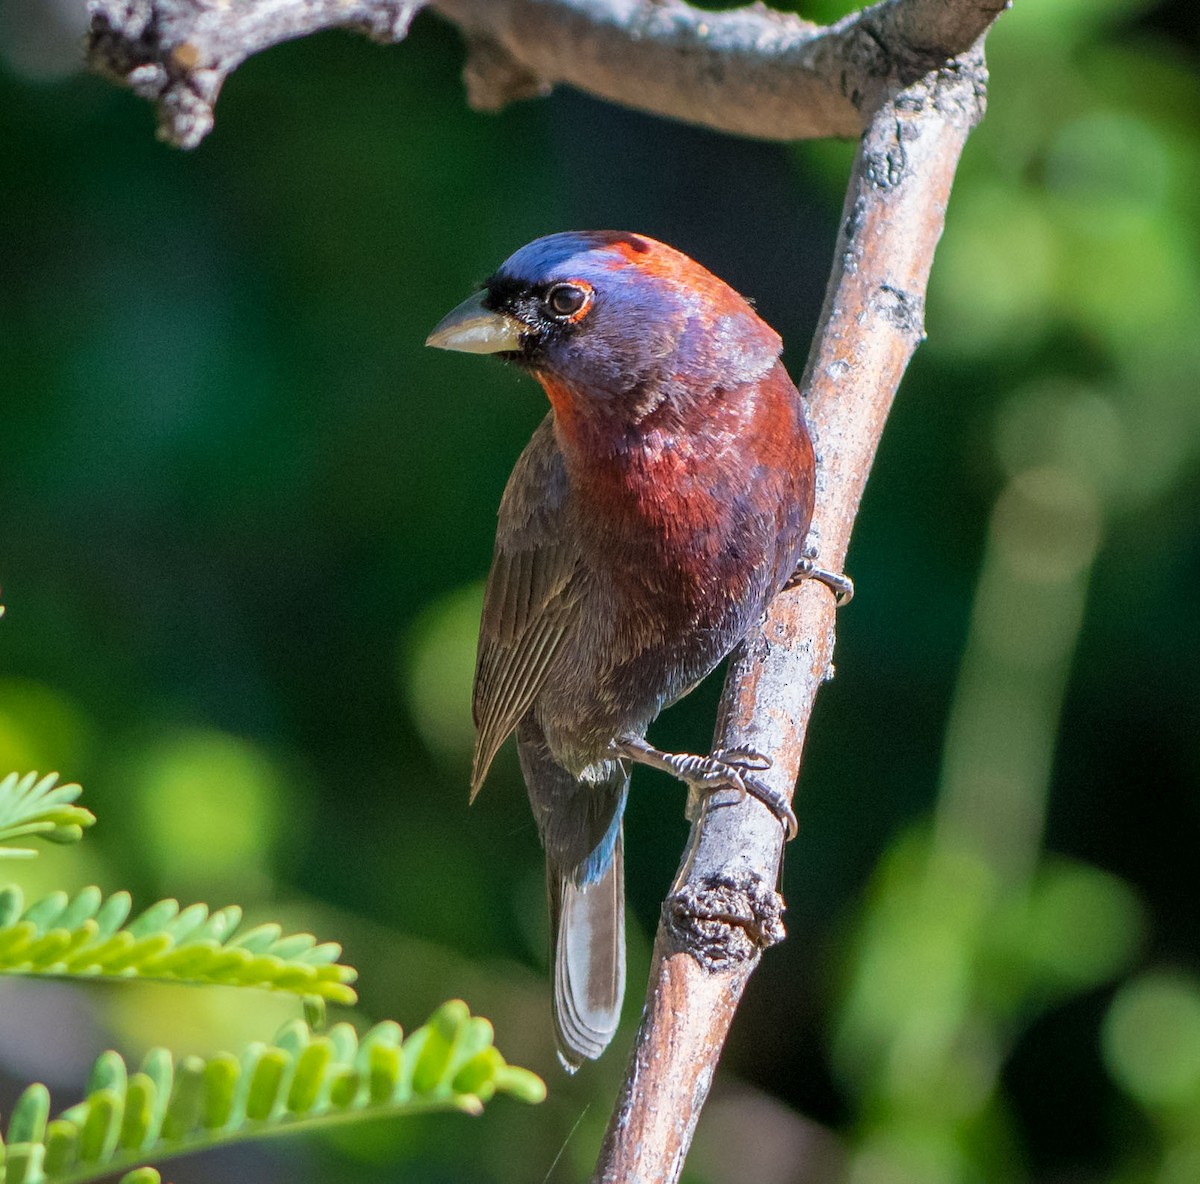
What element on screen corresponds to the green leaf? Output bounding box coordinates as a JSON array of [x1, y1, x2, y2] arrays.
[[0, 887, 357, 1004], [367, 1042, 402, 1105], [88, 1052, 127, 1098], [117, 1075, 156, 1153], [0, 773, 94, 858], [201, 1055, 239, 1131], [0, 1006, 542, 1184], [160, 1058, 205, 1142], [492, 1065, 547, 1106], [43, 1119, 80, 1176], [1104, 970, 1200, 1110], [138, 1050, 173, 1144], [4, 1140, 45, 1184], [77, 1089, 123, 1165], [7, 1084, 51, 1145], [118, 1170, 160, 1184], [245, 1050, 291, 1122], [0, 886, 24, 926], [287, 1039, 333, 1113]]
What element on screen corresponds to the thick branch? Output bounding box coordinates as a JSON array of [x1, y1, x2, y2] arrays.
[[437, 0, 1006, 138], [84, 0, 1007, 147], [590, 41, 989, 1184]]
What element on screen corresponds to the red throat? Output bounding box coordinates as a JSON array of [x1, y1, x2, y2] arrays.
[[535, 373, 590, 452]]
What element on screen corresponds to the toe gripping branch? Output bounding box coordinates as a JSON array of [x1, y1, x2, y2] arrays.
[[614, 737, 798, 839], [609, 548, 853, 840], [786, 547, 854, 606]]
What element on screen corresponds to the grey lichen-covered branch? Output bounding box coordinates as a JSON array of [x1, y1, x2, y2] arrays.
[[439, 0, 1005, 135], [85, 0, 1008, 148], [87, 0, 424, 148]]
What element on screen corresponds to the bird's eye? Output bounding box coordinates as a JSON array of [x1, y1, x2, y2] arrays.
[[544, 283, 590, 319]]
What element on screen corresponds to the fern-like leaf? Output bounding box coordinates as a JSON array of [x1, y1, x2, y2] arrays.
[[0, 1003, 545, 1184], [0, 887, 357, 1004], [0, 774, 94, 859]]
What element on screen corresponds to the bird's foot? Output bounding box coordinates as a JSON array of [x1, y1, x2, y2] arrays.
[[613, 736, 797, 839], [786, 547, 854, 606]]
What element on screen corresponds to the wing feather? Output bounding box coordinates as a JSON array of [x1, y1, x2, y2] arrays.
[[470, 417, 580, 797]]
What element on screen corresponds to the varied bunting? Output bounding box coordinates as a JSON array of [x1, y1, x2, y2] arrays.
[[426, 231, 847, 1070]]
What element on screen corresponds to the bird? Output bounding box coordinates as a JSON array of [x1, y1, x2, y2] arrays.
[[426, 231, 849, 1070]]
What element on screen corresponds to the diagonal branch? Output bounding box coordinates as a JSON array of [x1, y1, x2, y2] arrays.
[[84, 0, 1007, 147], [590, 37, 992, 1184]]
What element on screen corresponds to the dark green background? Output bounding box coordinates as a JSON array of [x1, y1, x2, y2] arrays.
[[2, 0, 1199, 1180]]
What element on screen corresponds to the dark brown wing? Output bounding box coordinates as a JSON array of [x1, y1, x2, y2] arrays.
[[471, 415, 581, 797]]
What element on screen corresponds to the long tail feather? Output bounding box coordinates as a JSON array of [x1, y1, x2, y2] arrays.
[[517, 724, 628, 1069], [549, 830, 625, 1071]]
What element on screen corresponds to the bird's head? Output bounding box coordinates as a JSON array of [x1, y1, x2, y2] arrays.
[[426, 232, 782, 417]]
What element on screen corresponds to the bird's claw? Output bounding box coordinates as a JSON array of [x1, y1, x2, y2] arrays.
[[668, 749, 796, 839], [713, 747, 772, 772], [612, 736, 797, 839], [741, 773, 799, 841], [786, 549, 854, 606]]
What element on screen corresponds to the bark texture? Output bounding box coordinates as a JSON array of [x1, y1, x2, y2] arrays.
[[84, 0, 1007, 147]]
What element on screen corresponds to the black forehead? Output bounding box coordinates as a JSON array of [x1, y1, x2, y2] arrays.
[[482, 272, 536, 310]]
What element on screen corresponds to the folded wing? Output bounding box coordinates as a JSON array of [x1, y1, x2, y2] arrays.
[[471, 416, 581, 796]]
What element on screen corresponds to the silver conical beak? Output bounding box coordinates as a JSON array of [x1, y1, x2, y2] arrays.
[[425, 290, 524, 354]]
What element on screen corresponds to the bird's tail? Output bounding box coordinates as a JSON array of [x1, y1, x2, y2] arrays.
[[517, 728, 628, 1069], [548, 823, 626, 1071]]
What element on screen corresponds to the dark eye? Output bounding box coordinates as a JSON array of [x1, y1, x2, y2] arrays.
[[544, 283, 589, 319]]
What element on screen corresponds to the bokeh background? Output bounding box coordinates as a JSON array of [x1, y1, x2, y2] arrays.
[[2, 0, 1199, 1180]]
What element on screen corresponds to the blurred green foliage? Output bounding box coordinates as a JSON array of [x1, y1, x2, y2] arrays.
[[0, 1003, 543, 1184], [1, 0, 1198, 1180], [0, 775, 543, 1181]]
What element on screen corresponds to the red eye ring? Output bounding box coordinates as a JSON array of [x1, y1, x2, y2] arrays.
[[544, 283, 592, 320]]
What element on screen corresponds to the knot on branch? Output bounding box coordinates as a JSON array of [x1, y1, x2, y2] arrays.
[[832, 22, 891, 113], [85, 0, 231, 147], [665, 872, 785, 969], [929, 43, 990, 127], [876, 282, 926, 342], [358, 0, 424, 43], [86, 0, 423, 148], [462, 35, 551, 111], [887, 40, 990, 132], [88, 0, 162, 89]]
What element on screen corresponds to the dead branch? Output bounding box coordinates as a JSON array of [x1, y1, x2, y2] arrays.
[[86, 0, 424, 148]]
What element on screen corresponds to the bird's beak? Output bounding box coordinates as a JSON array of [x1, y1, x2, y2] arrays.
[[425, 290, 525, 354]]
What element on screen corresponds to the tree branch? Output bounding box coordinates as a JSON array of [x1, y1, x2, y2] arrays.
[[84, 0, 1007, 147], [590, 39, 991, 1184], [438, 0, 1005, 138], [87, 0, 424, 148]]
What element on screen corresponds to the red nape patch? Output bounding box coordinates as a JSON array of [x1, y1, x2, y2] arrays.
[[611, 238, 664, 269], [580, 230, 650, 255], [607, 236, 733, 298]]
